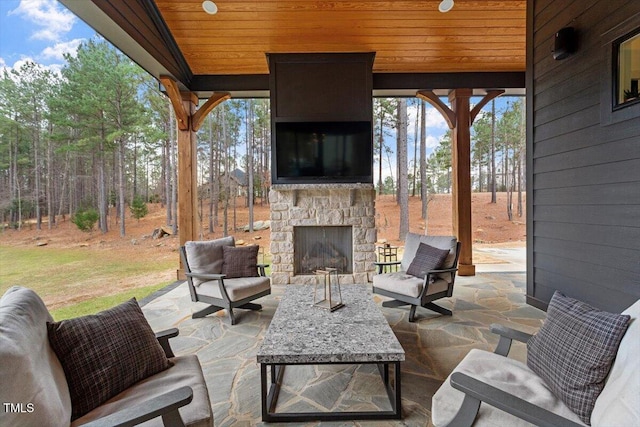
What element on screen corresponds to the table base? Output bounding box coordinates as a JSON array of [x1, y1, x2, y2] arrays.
[[260, 361, 402, 422]]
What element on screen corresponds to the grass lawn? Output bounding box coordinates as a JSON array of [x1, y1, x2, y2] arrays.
[[0, 245, 175, 319]]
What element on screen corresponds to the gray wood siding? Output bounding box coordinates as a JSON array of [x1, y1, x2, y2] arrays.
[[528, 0, 640, 312]]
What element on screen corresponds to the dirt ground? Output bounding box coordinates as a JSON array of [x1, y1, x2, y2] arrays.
[[0, 192, 525, 305]]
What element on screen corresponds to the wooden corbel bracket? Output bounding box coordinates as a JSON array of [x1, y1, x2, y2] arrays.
[[416, 90, 456, 129], [159, 75, 230, 132]]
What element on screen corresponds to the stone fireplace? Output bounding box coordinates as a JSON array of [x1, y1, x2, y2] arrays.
[[269, 185, 376, 285], [267, 53, 376, 285]]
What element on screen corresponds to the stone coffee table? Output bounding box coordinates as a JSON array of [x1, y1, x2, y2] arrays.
[[257, 283, 405, 422]]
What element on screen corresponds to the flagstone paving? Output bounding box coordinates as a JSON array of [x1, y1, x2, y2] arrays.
[[142, 269, 543, 427]]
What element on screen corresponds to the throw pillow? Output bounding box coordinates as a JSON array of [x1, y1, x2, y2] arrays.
[[47, 298, 171, 421], [406, 243, 450, 279], [222, 245, 260, 279], [527, 291, 631, 424]]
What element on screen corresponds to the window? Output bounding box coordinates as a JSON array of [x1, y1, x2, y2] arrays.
[[613, 29, 640, 108]]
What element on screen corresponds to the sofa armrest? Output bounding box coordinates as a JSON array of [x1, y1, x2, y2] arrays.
[[490, 324, 533, 356], [448, 373, 584, 427], [257, 264, 269, 277], [81, 386, 193, 427], [374, 261, 401, 274], [155, 328, 179, 358], [185, 272, 226, 281]]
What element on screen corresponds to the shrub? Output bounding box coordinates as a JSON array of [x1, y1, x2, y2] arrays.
[[130, 195, 148, 221], [72, 208, 99, 232]]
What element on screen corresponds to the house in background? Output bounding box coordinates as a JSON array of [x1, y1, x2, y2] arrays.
[[58, 0, 639, 311], [199, 168, 247, 201]]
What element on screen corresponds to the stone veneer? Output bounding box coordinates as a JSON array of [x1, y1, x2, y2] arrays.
[[269, 184, 377, 285]]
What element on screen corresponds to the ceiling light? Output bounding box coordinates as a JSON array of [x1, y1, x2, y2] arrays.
[[202, 1, 218, 15], [439, 0, 454, 13]]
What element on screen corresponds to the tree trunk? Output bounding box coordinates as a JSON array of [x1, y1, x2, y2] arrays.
[[223, 106, 230, 237], [47, 122, 55, 229], [420, 100, 428, 224], [247, 100, 254, 232], [118, 138, 126, 237], [208, 115, 215, 234], [490, 99, 497, 203], [98, 121, 108, 233], [397, 99, 409, 240], [412, 100, 418, 197], [378, 109, 384, 195]]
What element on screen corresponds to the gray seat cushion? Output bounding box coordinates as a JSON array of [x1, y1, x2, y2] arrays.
[[372, 271, 449, 298], [72, 355, 213, 427], [197, 276, 271, 302], [431, 349, 587, 427]]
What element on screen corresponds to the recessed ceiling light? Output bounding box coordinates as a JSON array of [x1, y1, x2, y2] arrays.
[[439, 0, 454, 13], [202, 1, 218, 15]]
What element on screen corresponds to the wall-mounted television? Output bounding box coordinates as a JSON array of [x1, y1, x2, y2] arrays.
[[273, 121, 373, 184]]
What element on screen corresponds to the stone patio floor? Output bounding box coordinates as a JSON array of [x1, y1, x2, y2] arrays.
[[142, 246, 544, 427]]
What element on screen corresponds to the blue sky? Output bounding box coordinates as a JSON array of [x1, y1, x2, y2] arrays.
[[0, 0, 95, 75]]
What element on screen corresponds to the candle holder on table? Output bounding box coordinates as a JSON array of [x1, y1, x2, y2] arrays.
[[313, 268, 344, 312]]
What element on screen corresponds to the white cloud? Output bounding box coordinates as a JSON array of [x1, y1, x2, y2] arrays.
[[41, 38, 83, 61], [1, 56, 63, 78], [9, 0, 76, 41]]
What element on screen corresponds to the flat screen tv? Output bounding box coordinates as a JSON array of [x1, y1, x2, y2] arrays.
[[273, 121, 373, 184]]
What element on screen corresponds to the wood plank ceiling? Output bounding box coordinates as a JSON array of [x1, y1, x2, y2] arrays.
[[154, 0, 526, 75]]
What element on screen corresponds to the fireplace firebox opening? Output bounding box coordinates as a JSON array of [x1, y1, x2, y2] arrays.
[[294, 226, 353, 275]]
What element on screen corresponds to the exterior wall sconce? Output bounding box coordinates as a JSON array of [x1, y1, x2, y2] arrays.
[[553, 27, 577, 60]]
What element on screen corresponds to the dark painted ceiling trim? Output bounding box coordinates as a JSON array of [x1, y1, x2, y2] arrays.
[[139, 0, 192, 83], [190, 75, 271, 92], [373, 72, 526, 90], [188, 72, 525, 94], [92, 0, 192, 86]]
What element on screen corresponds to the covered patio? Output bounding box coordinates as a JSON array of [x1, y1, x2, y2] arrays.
[[46, 0, 639, 425]]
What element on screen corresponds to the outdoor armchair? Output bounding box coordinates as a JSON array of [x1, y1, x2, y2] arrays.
[[431, 294, 639, 427], [372, 233, 460, 322], [180, 236, 271, 325]]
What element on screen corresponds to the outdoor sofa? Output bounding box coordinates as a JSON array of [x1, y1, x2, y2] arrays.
[[0, 286, 213, 427]]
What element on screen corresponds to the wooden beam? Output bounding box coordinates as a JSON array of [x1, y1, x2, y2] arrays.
[[470, 90, 505, 124], [159, 76, 189, 130], [192, 92, 231, 131], [416, 90, 456, 129]]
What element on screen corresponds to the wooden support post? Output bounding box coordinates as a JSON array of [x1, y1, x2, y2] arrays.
[[160, 76, 231, 279], [175, 93, 199, 279], [449, 89, 474, 276], [416, 89, 504, 276]]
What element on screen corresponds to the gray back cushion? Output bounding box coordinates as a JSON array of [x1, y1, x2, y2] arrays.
[[185, 236, 235, 286], [402, 233, 457, 272], [0, 286, 71, 426]]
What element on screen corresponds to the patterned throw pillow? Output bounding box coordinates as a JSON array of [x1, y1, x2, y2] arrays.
[[406, 243, 450, 279], [47, 299, 171, 421], [527, 291, 631, 424], [222, 245, 260, 278]]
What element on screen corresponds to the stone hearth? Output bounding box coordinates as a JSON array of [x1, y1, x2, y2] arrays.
[[269, 184, 377, 285]]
